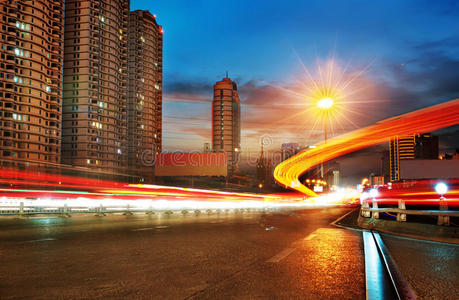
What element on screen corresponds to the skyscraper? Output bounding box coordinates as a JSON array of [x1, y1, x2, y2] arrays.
[[212, 76, 241, 175], [390, 135, 414, 181], [389, 133, 438, 181], [0, 0, 64, 167], [61, 0, 129, 172], [127, 10, 162, 178]]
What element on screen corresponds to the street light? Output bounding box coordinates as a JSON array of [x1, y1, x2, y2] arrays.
[[369, 188, 379, 199], [317, 97, 334, 178], [435, 182, 449, 226], [317, 97, 334, 109], [435, 182, 448, 196]]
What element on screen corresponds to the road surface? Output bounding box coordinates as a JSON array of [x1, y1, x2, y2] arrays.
[[0, 207, 457, 299]]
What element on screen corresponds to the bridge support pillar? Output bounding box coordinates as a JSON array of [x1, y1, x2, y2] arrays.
[[361, 202, 370, 218], [371, 201, 379, 219], [123, 204, 133, 216], [438, 198, 450, 226], [397, 200, 406, 222], [95, 204, 106, 217], [59, 203, 71, 218]]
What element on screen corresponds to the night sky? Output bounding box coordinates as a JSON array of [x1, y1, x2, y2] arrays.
[[131, 0, 459, 182]]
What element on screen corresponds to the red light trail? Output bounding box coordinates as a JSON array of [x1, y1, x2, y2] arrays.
[[274, 98, 459, 196]]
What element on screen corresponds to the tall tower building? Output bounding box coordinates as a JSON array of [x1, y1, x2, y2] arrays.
[[0, 0, 64, 167], [212, 76, 241, 175], [389, 133, 438, 181], [127, 10, 162, 178], [389, 135, 414, 181], [62, 0, 129, 172]]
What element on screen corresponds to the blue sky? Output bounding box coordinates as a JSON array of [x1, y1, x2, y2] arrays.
[[131, 0, 459, 155]]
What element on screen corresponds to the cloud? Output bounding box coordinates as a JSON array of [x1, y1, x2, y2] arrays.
[[382, 35, 459, 105], [164, 76, 213, 104]]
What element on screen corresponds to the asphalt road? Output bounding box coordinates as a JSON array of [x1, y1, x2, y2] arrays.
[[381, 234, 459, 300], [1, 208, 457, 299], [0, 208, 366, 299]]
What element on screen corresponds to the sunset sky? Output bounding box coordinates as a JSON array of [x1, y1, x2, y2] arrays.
[[131, 0, 459, 180]]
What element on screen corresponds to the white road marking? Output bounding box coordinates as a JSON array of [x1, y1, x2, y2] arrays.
[[132, 227, 154, 231], [266, 229, 322, 263], [303, 229, 320, 241], [155, 226, 169, 229], [25, 238, 56, 243], [304, 234, 317, 241], [329, 208, 359, 227], [266, 247, 296, 263]]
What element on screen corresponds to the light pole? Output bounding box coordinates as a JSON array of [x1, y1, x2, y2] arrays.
[[317, 97, 334, 178], [435, 182, 449, 225]]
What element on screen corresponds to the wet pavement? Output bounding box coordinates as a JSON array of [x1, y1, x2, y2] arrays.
[[0, 208, 457, 299], [0, 208, 365, 299], [381, 234, 459, 300]]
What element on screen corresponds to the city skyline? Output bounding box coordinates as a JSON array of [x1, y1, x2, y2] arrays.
[[1, 0, 458, 183], [131, 0, 459, 155]]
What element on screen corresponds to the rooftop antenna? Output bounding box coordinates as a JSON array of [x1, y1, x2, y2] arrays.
[[225, 71, 228, 78]]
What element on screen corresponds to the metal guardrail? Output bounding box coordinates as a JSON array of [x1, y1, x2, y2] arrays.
[[360, 199, 458, 226], [0, 202, 274, 217]]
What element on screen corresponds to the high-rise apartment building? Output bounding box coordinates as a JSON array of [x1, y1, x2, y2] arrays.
[[212, 76, 241, 175], [389, 135, 414, 181], [0, 0, 64, 167], [389, 133, 438, 181], [127, 10, 162, 178], [62, 0, 129, 172]]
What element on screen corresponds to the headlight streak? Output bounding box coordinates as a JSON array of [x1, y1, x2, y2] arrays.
[[0, 172, 358, 211]]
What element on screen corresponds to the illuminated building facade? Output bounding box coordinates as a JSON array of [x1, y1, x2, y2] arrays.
[[61, 0, 129, 172], [389, 135, 414, 181], [127, 10, 162, 178], [0, 0, 64, 167], [389, 133, 438, 181], [212, 76, 241, 175]]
